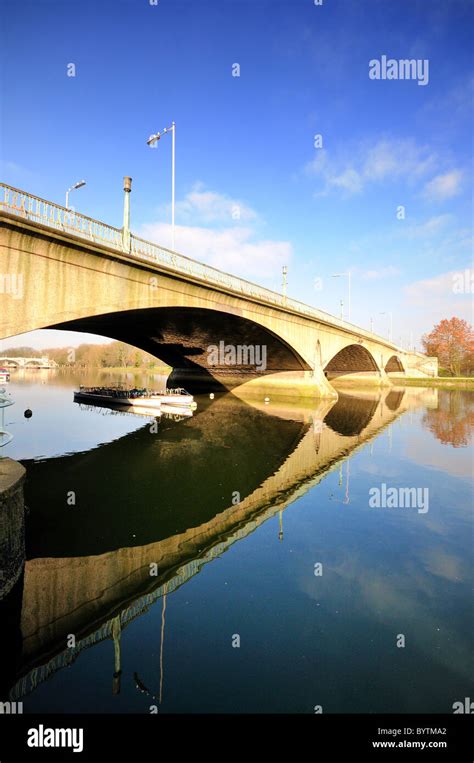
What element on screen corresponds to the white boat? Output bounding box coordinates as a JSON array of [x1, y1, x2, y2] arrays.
[[74, 387, 162, 409], [73, 386, 196, 410], [0, 368, 10, 383], [151, 388, 197, 408]]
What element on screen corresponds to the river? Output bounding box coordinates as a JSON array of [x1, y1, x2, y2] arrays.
[[0, 370, 472, 713]]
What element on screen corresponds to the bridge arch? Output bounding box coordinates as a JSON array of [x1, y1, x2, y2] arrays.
[[324, 344, 379, 380], [384, 355, 405, 373], [52, 306, 314, 391]]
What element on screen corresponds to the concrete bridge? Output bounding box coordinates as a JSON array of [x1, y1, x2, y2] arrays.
[[0, 356, 58, 369], [0, 183, 437, 398]]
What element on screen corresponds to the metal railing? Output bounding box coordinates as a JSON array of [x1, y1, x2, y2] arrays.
[[0, 182, 425, 355]]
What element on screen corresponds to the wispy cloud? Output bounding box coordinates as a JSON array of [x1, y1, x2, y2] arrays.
[[401, 214, 453, 239], [361, 266, 400, 280], [404, 270, 472, 323], [423, 170, 464, 202], [141, 186, 292, 279], [305, 137, 437, 197], [172, 182, 258, 225]]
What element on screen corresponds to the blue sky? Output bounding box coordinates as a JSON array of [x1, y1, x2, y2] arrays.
[[1, 0, 472, 350]]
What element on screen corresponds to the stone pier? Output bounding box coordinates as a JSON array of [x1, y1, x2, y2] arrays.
[[0, 458, 26, 599]]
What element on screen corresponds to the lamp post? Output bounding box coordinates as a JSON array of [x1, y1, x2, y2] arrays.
[[380, 311, 393, 342], [332, 271, 351, 321], [282, 265, 288, 300], [370, 316, 374, 333], [65, 180, 86, 210], [147, 121, 176, 250]]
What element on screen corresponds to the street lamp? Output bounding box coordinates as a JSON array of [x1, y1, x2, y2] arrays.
[[65, 180, 86, 209], [147, 121, 176, 250], [332, 271, 351, 321], [282, 265, 288, 299], [380, 311, 393, 342]]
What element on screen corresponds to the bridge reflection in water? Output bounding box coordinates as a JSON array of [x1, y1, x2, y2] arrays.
[[1, 386, 437, 705]]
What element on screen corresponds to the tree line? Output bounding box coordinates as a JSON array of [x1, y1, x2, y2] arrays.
[[0, 340, 169, 369]]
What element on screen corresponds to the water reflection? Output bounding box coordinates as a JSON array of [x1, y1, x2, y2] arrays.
[[0, 383, 471, 713], [422, 389, 474, 447]]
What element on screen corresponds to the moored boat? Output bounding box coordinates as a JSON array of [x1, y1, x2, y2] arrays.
[[0, 368, 10, 383], [73, 386, 196, 410]]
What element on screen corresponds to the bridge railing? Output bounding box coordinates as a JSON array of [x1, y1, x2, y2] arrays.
[[0, 182, 424, 353], [0, 184, 123, 250]]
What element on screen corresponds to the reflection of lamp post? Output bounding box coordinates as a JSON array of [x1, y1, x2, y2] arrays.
[[380, 311, 393, 342], [332, 271, 351, 321], [65, 179, 86, 209], [147, 122, 176, 249], [278, 510, 283, 541], [330, 460, 350, 504]]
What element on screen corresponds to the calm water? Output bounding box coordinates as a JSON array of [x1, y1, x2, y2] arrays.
[[0, 371, 472, 713]]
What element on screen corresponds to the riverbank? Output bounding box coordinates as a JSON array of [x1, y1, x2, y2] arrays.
[[396, 377, 474, 389], [95, 365, 171, 373]]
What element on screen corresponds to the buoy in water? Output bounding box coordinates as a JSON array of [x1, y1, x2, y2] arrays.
[[264, 397, 270, 404], [210, 393, 215, 399], [24, 409, 33, 419]]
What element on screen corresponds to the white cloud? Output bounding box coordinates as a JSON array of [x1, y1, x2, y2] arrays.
[[363, 139, 436, 181], [141, 186, 292, 279], [423, 170, 464, 202], [361, 266, 400, 280], [306, 138, 437, 197], [401, 214, 453, 239], [172, 182, 258, 225], [404, 270, 473, 324]]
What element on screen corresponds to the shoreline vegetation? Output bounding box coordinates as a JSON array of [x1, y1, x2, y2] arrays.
[[396, 377, 474, 389], [0, 341, 170, 372], [95, 365, 171, 373]]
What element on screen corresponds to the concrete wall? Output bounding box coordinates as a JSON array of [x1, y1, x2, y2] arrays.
[[0, 458, 26, 599]]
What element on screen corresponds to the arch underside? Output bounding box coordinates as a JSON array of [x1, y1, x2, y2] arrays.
[[51, 306, 311, 390], [324, 344, 379, 380], [385, 355, 405, 373], [49, 311, 388, 393]]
